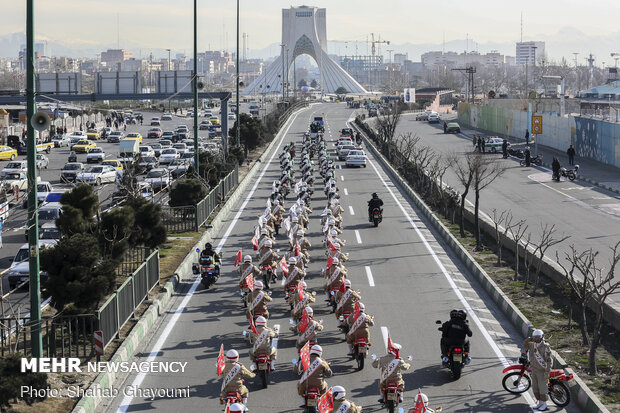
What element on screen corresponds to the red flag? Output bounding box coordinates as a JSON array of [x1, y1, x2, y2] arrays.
[[279, 256, 289, 275], [353, 301, 360, 321], [300, 340, 311, 371], [246, 274, 255, 292], [225, 404, 230, 413], [216, 344, 225, 376], [326, 256, 334, 270], [234, 249, 242, 267], [251, 236, 258, 250], [299, 311, 310, 333], [294, 240, 301, 256], [297, 280, 304, 301], [412, 389, 426, 413], [329, 242, 338, 251], [249, 314, 258, 335], [317, 388, 334, 413], [387, 332, 399, 359]]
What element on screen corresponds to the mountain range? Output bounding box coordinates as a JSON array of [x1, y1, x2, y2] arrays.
[[2, 27, 619, 67]]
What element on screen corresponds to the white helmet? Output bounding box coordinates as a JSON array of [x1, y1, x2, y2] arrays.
[[255, 316, 267, 327], [332, 257, 340, 265], [288, 256, 297, 264], [329, 228, 339, 236], [332, 243, 341, 250], [297, 229, 304, 237], [302, 281, 307, 289], [291, 216, 299, 223], [328, 218, 336, 225], [358, 302, 365, 313], [261, 227, 269, 235], [310, 344, 323, 357], [226, 349, 239, 360], [228, 403, 247, 413], [304, 306, 314, 317], [254, 280, 264, 290], [532, 329, 544, 338], [264, 240, 272, 248], [343, 279, 351, 288], [243, 255, 252, 263], [332, 385, 346, 400]]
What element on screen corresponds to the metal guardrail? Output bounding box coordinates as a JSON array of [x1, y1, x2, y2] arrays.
[[116, 246, 151, 276]]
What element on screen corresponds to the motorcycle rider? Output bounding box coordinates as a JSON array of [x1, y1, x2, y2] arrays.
[[326, 242, 349, 262], [284, 256, 306, 295], [220, 349, 255, 405], [247, 280, 272, 320], [439, 309, 472, 365], [552, 156, 561, 181], [335, 279, 362, 318], [258, 239, 279, 287], [297, 229, 312, 262], [332, 385, 363, 413], [323, 257, 347, 300], [237, 255, 260, 290], [502, 139, 509, 159], [372, 342, 411, 403], [407, 391, 439, 413], [523, 329, 552, 411], [292, 281, 316, 320], [345, 303, 374, 356], [524, 146, 531, 167], [245, 316, 278, 371], [367, 192, 384, 222], [200, 242, 221, 274], [295, 306, 324, 350], [297, 344, 332, 407]]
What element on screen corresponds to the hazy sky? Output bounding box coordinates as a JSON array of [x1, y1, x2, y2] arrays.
[[2, 0, 620, 59]]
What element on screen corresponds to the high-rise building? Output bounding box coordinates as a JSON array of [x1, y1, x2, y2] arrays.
[[100, 49, 134, 69], [515, 41, 545, 65]]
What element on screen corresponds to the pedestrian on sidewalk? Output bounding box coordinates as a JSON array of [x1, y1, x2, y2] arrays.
[[478, 136, 485, 153], [524, 146, 531, 167], [567, 144, 576, 166], [472, 135, 477, 151], [502, 139, 508, 159], [552, 157, 561, 181], [525, 130, 530, 145], [443, 121, 447, 133]]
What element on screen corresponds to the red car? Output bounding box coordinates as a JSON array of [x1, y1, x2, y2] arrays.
[[147, 127, 162, 139]]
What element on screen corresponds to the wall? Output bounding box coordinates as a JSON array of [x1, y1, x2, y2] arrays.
[[484, 98, 582, 115], [574, 117, 620, 168]]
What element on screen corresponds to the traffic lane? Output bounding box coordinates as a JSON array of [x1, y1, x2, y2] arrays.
[[99, 105, 312, 412], [336, 147, 577, 412], [391, 118, 620, 271]]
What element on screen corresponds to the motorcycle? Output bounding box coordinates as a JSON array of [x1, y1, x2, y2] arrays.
[[302, 386, 321, 413], [381, 380, 402, 413], [220, 391, 243, 407], [352, 337, 369, 370], [192, 255, 220, 288], [436, 320, 468, 380], [520, 154, 543, 166], [554, 165, 579, 182], [369, 207, 383, 227], [338, 311, 352, 334], [502, 351, 572, 407]]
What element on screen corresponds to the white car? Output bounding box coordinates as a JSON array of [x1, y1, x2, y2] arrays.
[[139, 145, 155, 158], [345, 150, 367, 168], [144, 168, 171, 191], [1, 160, 27, 178], [159, 148, 179, 164], [69, 131, 87, 141], [483, 137, 505, 153], [35, 181, 53, 204], [150, 117, 161, 126], [86, 147, 105, 163], [139, 182, 154, 200], [336, 138, 353, 150], [227, 113, 236, 120], [52, 135, 70, 147], [2, 172, 28, 191], [77, 165, 118, 185], [337, 145, 357, 161], [161, 113, 173, 121], [428, 112, 440, 123], [172, 143, 187, 155]]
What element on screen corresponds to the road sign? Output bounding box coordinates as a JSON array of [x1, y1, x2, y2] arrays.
[[94, 330, 104, 355], [532, 115, 543, 134]]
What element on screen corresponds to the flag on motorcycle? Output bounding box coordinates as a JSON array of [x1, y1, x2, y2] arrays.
[[387, 333, 399, 358], [233, 249, 242, 267], [278, 256, 289, 275], [249, 314, 258, 335], [329, 242, 339, 251], [353, 301, 361, 321], [317, 387, 334, 413], [300, 340, 311, 371], [216, 344, 225, 376], [251, 235, 258, 251], [412, 389, 427, 413], [246, 274, 255, 292], [299, 310, 310, 333], [294, 240, 301, 257], [297, 280, 304, 301], [326, 256, 334, 270]]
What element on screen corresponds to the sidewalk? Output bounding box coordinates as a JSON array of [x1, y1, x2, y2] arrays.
[[457, 121, 620, 195]]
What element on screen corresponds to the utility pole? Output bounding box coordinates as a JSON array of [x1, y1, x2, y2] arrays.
[[193, 0, 200, 172], [235, 0, 240, 147], [285, 48, 290, 99], [166, 48, 171, 113], [280, 43, 285, 98], [26, 0, 42, 357], [452, 66, 476, 103]]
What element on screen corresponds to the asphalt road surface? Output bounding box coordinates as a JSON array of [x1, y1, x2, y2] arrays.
[[378, 112, 620, 312], [98, 103, 581, 413]]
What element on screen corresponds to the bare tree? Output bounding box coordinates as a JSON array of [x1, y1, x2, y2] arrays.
[[374, 107, 401, 160], [522, 232, 534, 286], [471, 155, 506, 250], [532, 224, 570, 294], [448, 153, 474, 238], [509, 221, 528, 281], [491, 209, 517, 266]]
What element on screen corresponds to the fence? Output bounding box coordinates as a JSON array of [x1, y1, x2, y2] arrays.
[[163, 165, 239, 233], [96, 249, 160, 349], [116, 246, 151, 276], [277, 100, 309, 129]]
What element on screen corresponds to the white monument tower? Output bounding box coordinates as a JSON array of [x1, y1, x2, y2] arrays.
[[243, 5, 367, 95]]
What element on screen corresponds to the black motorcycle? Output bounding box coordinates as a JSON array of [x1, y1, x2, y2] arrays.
[[192, 255, 220, 288], [553, 165, 579, 182], [436, 320, 469, 380], [369, 207, 383, 227], [520, 154, 543, 166]]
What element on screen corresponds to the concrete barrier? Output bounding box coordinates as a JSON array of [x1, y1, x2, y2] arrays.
[[353, 122, 611, 413]]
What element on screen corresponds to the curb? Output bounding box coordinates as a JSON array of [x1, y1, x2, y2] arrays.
[[70, 103, 309, 413], [353, 122, 611, 413]]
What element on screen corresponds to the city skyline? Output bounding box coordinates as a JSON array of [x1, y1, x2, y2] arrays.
[[2, 1, 620, 63]]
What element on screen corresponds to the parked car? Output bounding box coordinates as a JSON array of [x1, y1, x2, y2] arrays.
[[144, 168, 170, 192], [345, 150, 367, 168], [86, 147, 105, 163], [52, 135, 70, 147], [36, 154, 49, 169], [107, 131, 124, 143], [150, 117, 161, 126], [445, 122, 461, 133], [77, 165, 118, 185], [1, 160, 27, 177], [147, 127, 162, 139], [60, 162, 84, 182], [483, 137, 505, 153]]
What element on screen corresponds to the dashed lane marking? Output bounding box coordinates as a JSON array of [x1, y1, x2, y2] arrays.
[[349, 206, 355, 215], [343, 188, 348, 196], [365, 266, 375, 287], [355, 230, 362, 244]]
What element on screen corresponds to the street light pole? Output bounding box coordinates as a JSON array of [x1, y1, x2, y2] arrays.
[[166, 48, 171, 113], [235, 0, 240, 147], [193, 0, 199, 174], [26, 0, 42, 357]]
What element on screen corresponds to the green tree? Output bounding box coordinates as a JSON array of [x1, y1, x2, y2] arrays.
[[41, 233, 117, 311], [0, 354, 48, 409], [298, 79, 307, 88], [169, 179, 207, 207], [310, 79, 318, 88], [56, 184, 99, 236], [126, 196, 167, 248], [230, 113, 265, 151], [99, 206, 134, 260], [335, 86, 349, 95]]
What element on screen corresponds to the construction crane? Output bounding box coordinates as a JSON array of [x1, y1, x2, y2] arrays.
[[369, 33, 389, 87], [452, 67, 476, 103]]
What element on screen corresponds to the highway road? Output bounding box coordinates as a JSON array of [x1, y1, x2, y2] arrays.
[[0, 107, 227, 316], [98, 103, 581, 413], [377, 113, 620, 310]]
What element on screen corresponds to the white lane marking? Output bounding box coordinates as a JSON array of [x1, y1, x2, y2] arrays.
[[343, 188, 348, 196], [349, 206, 355, 215], [366, 158, 537, 409], [477, 317, 501, 325], [381, 326, 389, 350], [117, 109, 301, 413], [365, 266, 375, 287], [355, 230, 362, 244], [340, 175, 344, 181]]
